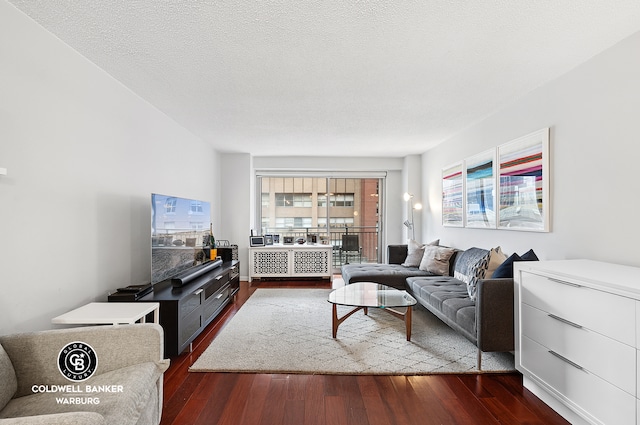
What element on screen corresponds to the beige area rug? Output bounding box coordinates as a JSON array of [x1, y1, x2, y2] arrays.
[[190, 288, 515, 375]]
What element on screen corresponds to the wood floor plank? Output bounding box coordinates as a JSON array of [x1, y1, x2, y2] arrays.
[[325, 395, 349, 425], [373, 376, 413, 425], [237, 373, 272, 425], [462, 374, 544, 424], [286, 374, 309, 401], [304, 374, 327, 425], [193, 373, 239, 425], [283, 399, 306, 425], [258, 375, 288, 425], [160, 372, 204, 425], [440, 376, 500, 425], [405, 376, 458, 423], [216, 374, 257, 425]]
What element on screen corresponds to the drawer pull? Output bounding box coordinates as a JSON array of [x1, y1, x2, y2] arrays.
[[548, 313, 582, 329], [549, 277, 582, 288], [216, 276, 223, 281], [194, 289, 204, 295], [549, 350, 584, 370], [215, 293, 224, 300]]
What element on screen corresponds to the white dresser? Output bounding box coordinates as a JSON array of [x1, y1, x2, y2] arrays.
[[514, 260, 640, 425], [248, 244, 333, 282]]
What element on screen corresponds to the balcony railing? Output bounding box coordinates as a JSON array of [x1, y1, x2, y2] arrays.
[[262, 226, 379, 270]]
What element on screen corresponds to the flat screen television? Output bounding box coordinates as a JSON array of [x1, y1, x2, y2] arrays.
[[151, 193, 212, 284]]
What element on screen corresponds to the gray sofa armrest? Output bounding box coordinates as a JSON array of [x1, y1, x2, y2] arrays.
[[0, 324, 168, 398], [387, 245, 408, 264], [476, 278, 515, 353]]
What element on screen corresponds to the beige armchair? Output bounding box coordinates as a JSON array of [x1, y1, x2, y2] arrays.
[[0, 324, 169, 425]]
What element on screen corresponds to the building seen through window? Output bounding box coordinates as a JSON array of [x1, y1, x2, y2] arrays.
[[258, 176, 382, 268]]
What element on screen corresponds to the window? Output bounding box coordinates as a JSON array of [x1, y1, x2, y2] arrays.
[[190, 201, 204, 214], [164, 198, 177, 214], [256, 175, 385, 268], [294, 194, 312, 207], [328, 193, 354, 207], [275, 193, 294, 207], [275, 217, 312, 228]]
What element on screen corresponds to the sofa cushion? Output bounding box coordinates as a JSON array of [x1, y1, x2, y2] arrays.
[[405, 276, 477, 341], [492, 249, 539, 278], [486, 246, 507, 278], [402, 239, 425, 267], [401, 239, 439, 267], [341, 263, 435, 289], [0, 343, 17, 411], [520, 249, 539, 261], [0, 361, 164, 425], [419, 246, 456, 275], [492, 253, 521, 278]]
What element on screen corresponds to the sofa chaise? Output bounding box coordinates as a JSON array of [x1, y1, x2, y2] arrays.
[[342, 243, 522, 369], [0, 323, 170, 425]]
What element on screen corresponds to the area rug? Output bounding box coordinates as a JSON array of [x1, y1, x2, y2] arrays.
[[189, 288, 515, 375]]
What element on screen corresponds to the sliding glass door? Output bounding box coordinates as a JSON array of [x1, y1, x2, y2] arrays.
[[257, 175, 384, 272]]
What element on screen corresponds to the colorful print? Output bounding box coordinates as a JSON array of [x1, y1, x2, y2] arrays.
[[498, 129, 549, 231], [442, 162, 464, 227]]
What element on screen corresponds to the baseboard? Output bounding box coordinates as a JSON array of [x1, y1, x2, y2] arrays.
[[523, 377, 592, 425]]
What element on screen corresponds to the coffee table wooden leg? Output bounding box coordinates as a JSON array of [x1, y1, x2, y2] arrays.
[[332, 304, 364, 338]]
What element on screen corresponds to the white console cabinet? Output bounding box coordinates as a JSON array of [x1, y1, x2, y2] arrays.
[[514, 260, 640, 425], [249, 244, 333, 282]]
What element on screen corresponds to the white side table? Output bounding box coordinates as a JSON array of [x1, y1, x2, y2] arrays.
[[52, 302, 160, 326]]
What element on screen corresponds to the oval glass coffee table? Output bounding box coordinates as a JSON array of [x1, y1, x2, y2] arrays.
[[328, 282, 417, 341]]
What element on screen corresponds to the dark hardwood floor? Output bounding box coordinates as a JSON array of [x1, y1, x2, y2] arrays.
[[160, 279, 569, 425]]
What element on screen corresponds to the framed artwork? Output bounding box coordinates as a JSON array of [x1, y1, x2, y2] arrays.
[[442, 162, 464, 227], [465, 149, 496, 229], [498, 128, 550, 232]]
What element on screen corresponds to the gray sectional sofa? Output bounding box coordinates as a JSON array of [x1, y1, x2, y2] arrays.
[[341, 244, 514, 369]]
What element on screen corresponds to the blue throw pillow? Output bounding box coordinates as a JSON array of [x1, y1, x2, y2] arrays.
[[520, 249, 539, 261], [492, 253, 521, 278], [492, 249, 540, 278]]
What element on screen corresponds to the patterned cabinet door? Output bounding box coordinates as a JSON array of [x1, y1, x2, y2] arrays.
[[251, 249, 290, 277], [292, 249, 330, 277]]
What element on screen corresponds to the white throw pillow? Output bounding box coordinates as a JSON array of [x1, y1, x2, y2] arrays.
[[402, 239, 439, 267], [419, 245, 455, 275]]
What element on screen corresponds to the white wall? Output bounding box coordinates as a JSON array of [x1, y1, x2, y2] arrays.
[[0, 1, 218, 335], [219, 153, 253, 278], [421, 30, 640, 267], [402, 155, 422, 241]]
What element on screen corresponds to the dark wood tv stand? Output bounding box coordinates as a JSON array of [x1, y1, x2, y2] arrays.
[[138, 260, 240, 357]]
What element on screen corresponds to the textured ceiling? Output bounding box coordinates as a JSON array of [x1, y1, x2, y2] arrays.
[[9, 1, 640, 157]]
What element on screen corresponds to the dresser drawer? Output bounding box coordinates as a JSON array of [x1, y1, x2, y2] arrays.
[[203, 285, 230, 323], [180, 307, 202, 347], [180, 290, 202, 318], [205, 271, 229, 299], [521, 272, 635, 345], [521, 303, 635, 395], [521, 336, 636, 425]]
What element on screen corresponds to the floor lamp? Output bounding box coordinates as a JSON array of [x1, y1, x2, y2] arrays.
[[403, 193, 422, 240]]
